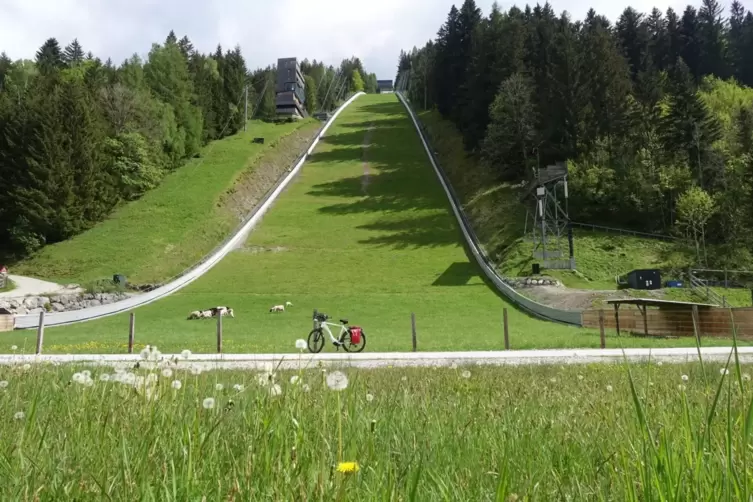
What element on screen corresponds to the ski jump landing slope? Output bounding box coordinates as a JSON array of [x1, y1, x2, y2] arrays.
[[13, 93, 366, 330]]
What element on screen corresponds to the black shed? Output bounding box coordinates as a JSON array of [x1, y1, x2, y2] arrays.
[[627, 269, 662, 290]]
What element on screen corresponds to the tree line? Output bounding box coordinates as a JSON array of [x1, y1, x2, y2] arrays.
[[397, 0, 753, 267], [0, 32, 376, 258]]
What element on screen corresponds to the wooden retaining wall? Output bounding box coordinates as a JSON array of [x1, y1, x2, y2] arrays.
[[582, 307, 753, 338]]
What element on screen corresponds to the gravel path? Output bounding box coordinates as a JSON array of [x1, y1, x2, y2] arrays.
[[3, 347, 750, 371], [0, 275, 82, 299]]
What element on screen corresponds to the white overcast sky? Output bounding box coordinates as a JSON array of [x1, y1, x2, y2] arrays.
[[0, 0, 736, 79]]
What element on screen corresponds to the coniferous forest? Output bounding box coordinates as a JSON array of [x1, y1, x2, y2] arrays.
[[397, 0, 753, 267], [0, 31, 376, 258]]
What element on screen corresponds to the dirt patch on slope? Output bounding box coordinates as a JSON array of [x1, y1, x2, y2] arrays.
[[220, 122, 322, 222], [520, 284, 666, 311]]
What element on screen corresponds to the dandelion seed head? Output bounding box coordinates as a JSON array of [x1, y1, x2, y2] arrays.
[[681, 374, 689, 382], [656, 361, 663, 366], [190, 366, 202, 376], [202, 397, 215, 409], [743, 373, 751, 382], [269, 384, 282, 397], [0, 380, 8, 389], [10, 345, 17, 351], [139, 346, 151, 360], [606, 385, 613, 392], [171, 380, 182, 390], [461, 370, 471, 379], [302, 384, 311, 393], [366, 393, 374, 402], [215, 383, 224, 391], [295, 339, 307, 350], [82, 370, 91, 378], [256, 371, 276, 387], [450, 363, 458, 370], [326, 371, 349, 391], [577, 375, 584, 381], [232, 384, 244, 392], [181, 349, 192, 359], [14, 411, 25, 420], [290, 375, 300, 385], [720, 368, 730, 376], [22, 364, 31, 371], [99, 374, 110, 382], [161, 368, 173, 378]]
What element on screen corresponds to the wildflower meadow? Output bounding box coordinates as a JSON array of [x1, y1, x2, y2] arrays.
[[0, 342, 752, 500]]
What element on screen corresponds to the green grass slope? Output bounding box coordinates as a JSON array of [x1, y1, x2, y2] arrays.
[[414, 109, 702, 292], [3, 95, 744, 353], [11, 119, 318, 285]]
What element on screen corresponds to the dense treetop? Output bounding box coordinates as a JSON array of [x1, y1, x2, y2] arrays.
[[397, 0, 753, 268], [0, 33, 376, 258]]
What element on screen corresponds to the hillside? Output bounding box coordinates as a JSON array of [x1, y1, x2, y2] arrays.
[[413, 107, 753, 310], [11, 119, 321, 286], [4, 94, 747, 354]]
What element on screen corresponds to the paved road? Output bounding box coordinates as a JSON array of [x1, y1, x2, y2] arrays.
[[3, 347, 751, 371], [0, 275, 83, 299]]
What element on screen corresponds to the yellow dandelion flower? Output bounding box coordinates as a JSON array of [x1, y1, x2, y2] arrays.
[[336, 462, 360, 474]]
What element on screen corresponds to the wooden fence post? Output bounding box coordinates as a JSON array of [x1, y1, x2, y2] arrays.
[[35, 311, 45, 355], [216, 313, 223, 354], [503, 308, 510, 350], [411, 313, 417, 352], [598, 309, 606, 349], [691, 305, 701, 344], [128, 313, 135, 354]]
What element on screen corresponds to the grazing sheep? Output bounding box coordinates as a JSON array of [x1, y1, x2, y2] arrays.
[[187, 310, 202, 320], [269, 304, 285, 313], [285, 301, 293, 307], [220, 308, 234, 318]]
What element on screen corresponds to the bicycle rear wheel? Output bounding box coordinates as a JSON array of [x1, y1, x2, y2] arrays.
[[307, 329, 325, 353], [343, 330, 367, 353]]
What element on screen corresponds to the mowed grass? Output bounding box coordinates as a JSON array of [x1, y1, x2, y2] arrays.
[[1, 357, 753, 499], [11, 119, 316, 285], [4, 94, 749, 352]]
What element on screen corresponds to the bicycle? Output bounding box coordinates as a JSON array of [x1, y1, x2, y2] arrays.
[[307, 312, 367, 353]]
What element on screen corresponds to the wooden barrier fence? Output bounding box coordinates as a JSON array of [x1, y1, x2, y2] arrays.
[[582, 306, 753, 338]]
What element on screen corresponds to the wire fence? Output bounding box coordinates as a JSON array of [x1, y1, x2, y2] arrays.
[[569, 222, 677, 241]]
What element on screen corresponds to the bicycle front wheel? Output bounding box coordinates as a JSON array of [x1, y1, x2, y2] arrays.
[[343, 330, 367, 353], [307, 329, 325, 353]]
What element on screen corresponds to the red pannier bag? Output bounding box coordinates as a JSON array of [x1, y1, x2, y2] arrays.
[[350, 327, 362, 344]]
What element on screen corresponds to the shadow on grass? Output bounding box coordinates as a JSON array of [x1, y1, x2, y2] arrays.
[[356, 213, 462, 249], [431, 262, 483, 286]]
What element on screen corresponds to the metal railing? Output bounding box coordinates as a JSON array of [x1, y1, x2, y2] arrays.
[[689, 272, 725, 307], [396, 92, 583, 326]]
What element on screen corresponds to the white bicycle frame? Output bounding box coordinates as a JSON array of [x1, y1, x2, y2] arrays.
[[317, 320, 349, 344]]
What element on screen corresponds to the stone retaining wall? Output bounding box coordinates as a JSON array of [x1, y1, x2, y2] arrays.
[[0, 292, 136, 315]]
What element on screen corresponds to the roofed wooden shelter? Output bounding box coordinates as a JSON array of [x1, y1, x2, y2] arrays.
[[603, 298, 722, 338]]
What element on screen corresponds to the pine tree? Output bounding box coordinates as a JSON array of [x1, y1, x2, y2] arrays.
[[351, 69, 364, 92], [63, 39, 85, 67], [697, 0, 729, 79], [304, 75, 317, 113], [222, 45, 248, 135], [580, 11, 633, 158], [35, 38, 64, 75], [616, 7, 649, 81], [645, 8, 670, 70], [0, 53, 12, 91], [166, 30, 177, 45], [433, 5, 461, 118], [662, 57, 721, 187], [680, 6, 702, 80], [178, 36, 194, 59], [665, 8, 683, 69], [481, 73, 537, 181]]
